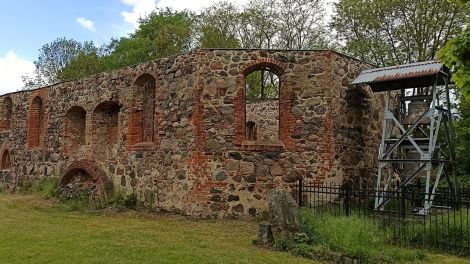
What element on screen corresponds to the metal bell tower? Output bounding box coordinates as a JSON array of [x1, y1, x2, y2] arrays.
[[352, 61, 456, 215]]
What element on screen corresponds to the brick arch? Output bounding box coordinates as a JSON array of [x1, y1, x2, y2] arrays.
[[28, 96, 45, 148], [234, 58, 293, 149], [1, 97, 13, 131], [128, 73, 157, 149], [1, 149, 11, 170], [240, 58, 285, 77], [60, 160, 113, 197]]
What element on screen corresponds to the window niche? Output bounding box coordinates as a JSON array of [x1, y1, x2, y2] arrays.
[[92, 101, 120, 158], [129, 74, 156, 146], [65, 106, 86, 149], [28, 96, 44, 148], [245, 67, 280, 143], [1, 149, 11, 170]]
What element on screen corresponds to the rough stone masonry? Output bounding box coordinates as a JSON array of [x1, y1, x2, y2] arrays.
[[0, 49, 384, 217]]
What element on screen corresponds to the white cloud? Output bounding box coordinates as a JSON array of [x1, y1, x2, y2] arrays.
[[0, 50, 35, 95], [120, 0, 158, 29], [120, 0, 249, 29], [76, 17, 97, 32]]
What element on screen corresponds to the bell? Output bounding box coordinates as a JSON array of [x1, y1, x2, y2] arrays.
[[403, 101, 430, 125]]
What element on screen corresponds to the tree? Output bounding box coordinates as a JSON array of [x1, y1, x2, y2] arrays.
[[99, 8, 195, 70], [332, 0, 467, 66], [196, 2, 240, 48], [101, 37, 157, 70], [453, 97, 470, 183], [57, 52, 103, 82], [133, 8, 195, 58], [238, 0, 279, 48], [198, 0, 329, 50], [33, 38, 96, 84], [438, 0, 470, 98], [276, 0, 327, 49]]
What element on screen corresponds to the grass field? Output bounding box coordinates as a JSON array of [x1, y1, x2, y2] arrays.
[[0, 194, 469, 264]]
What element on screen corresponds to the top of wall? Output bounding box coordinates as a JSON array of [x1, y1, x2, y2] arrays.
[[0, 48, 374, 98]]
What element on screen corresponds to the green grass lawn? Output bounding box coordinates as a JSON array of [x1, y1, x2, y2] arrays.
[[0, 194, 469, 264], [0, 194, 316, 264]]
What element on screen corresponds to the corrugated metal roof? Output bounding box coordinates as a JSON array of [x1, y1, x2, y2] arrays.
[[352, 61, 443, 85]]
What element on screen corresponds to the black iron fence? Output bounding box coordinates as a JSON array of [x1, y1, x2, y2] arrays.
[[294, 180, 470, 254]]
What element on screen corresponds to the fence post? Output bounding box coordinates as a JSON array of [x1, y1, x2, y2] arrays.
[[345, 182, 351, 217], [400, 187, 406, 219], [298, 179, 303, 207]]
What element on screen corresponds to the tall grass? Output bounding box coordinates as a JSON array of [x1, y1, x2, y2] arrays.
[[296, 208, 426, 263], [17, 178, 60, 198], [14, 178, 137, 212]]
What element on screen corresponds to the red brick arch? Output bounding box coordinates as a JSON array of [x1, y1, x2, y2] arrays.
[[240, 58, 285, 77], [128, 73, 157, 150], [28, 92, 48, 149], [234, 58, 294, 149], [60, 160, 113, 197]]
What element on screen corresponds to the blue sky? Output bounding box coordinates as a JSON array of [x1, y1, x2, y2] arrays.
[[0, 0, 334, 94], [0, 0, 130, 60], [0, 0, 240, 94]]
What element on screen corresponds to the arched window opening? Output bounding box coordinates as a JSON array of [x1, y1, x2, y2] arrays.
[[29, 96, 44, 148], [92, 101, 120, 158], [130, 74, 156, 145], [1, 150, 11, 170], [246, 121, 257, 140], [245, 67, 280, 142], [65, 106, 86, 148], [1, 97, 12, 131]]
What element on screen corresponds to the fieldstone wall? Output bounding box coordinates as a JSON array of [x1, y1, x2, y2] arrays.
[[0, 49, 382, 217], [246, 100, 279, 142]]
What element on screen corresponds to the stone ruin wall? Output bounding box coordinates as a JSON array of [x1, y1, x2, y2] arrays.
[[0, 49, 384, 217], [246, 100, 279, 142]]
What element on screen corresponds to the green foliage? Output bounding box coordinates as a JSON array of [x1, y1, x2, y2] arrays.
[[100, 37, 156, 70], [196, 1, 240, 49], [17, 181, 34, 194], [245, 70, 279, 100], [26, 1, 332, 83], [57, 52, 104, 82], [133, 8, 194, 58], [332, 0, 467, 66], [438, 0, 470, 98], [62, 195, 89, 212], [16, 178, 60, 198], [103, 188, 138, 209], [37, 178, 60, 199], [399, 209, 470, 254], [454, 97, 470, 182], [33, 38, 97, 84], [198, 25, 240, 49], [294, 208, 426, 263]]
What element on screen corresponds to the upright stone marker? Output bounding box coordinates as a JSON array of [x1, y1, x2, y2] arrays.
[[268, 189, 300, 240]]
